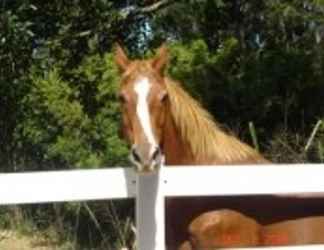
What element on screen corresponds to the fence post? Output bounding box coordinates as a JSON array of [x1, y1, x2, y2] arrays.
[[136, 169, 165, 250]]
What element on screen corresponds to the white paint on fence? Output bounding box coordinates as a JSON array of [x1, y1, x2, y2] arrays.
[[163, 164, 324, 196], [0, 164, 324, 250], [0, 168, 136, 204], [136, 169, 165, 250]]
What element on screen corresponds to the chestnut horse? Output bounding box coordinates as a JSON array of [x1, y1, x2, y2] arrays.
[[179, 209, 324, 249], [114, 44, 271, 249], [115, 44, 269, 171]]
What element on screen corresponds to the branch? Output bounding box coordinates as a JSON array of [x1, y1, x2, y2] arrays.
[[119, 0, 175, 19], [305, 120, 323, 152], [139, 0, 174, 14]]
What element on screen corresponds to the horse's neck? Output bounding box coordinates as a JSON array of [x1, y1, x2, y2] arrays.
[[162, 111, 194, 165], [161, 108, 269, 166]]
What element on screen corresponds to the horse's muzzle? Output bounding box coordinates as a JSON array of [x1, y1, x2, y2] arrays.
[[129, 145, 164, 173]]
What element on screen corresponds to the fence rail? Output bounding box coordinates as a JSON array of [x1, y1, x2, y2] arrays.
[[0, 168, 136, 204], [0, 164, 324, 250]]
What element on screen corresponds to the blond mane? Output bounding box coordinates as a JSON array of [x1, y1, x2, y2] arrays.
[[165, 78, 268, 164]]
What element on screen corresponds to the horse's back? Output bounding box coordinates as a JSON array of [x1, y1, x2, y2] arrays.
[[262, 216, 324, 246]]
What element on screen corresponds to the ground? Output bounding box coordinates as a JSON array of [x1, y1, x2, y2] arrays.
[[0, 230, 68, 250]]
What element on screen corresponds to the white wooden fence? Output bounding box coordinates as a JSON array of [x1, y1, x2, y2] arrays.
[[0, 164, 324, 250]]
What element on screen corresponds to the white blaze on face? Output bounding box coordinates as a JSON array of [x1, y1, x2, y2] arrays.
[[134, 77, 157, 152]]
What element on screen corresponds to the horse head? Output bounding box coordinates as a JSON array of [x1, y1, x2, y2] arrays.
[[115, 44, 169, 172]]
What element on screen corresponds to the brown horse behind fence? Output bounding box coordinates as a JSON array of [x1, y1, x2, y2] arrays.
[[179, 209, 324, 249], [114, 44, 323, 250], [114, 44, 270, 249], [115, 44, 269, 171]]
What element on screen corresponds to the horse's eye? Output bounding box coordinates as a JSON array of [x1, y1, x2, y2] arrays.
[[160, 91, 168, 103], [118, 93, 127, 103]]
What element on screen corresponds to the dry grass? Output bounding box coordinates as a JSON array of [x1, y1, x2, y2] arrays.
[[264, 123, 324, 164], [0, 229, 70, 250]]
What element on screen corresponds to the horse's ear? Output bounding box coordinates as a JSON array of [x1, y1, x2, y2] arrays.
[[114, 43, 130, 72], [152, 44, 169, 74]]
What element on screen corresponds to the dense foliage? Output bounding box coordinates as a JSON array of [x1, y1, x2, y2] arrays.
[[1, 0, 324, 248]]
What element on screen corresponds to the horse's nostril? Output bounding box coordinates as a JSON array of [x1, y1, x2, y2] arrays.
[[131, 148, 141, 163], [151, 147, 161, 161]]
